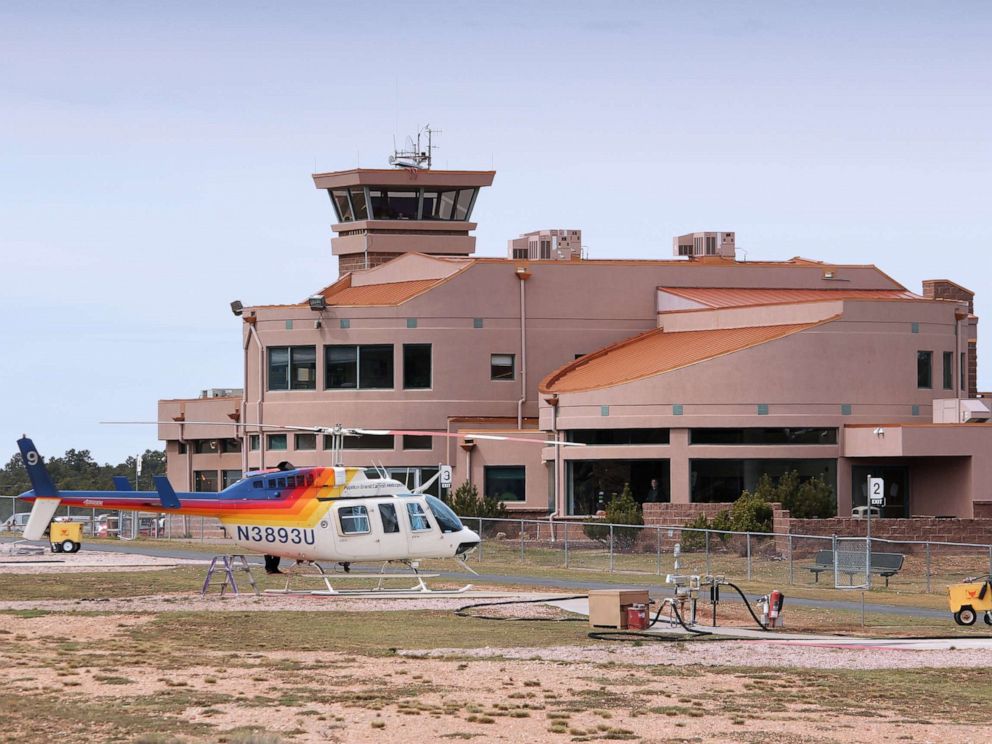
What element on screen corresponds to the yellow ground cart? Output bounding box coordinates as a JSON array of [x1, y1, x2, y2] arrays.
[[948, 575, 992, 626], [49, 522, 83, 554]]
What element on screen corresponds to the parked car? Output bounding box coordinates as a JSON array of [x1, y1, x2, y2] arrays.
[[1, 513, 31, 532], [94, 514, 164, 538]]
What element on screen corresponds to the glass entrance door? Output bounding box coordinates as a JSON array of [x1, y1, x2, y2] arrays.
[[851, 465, 909, 518]]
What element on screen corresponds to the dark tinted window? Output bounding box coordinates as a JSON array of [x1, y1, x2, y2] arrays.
[[690, 429, 838, 445], [484, 466, 525, 501], [403, 434, 433, 450], [268, 346, 316, 391], [569, 429, 670, 445], [403, 344, 431, 389], [917, 350, 932, 388], [491, 354, 515, 380], [338, 433, 394, 450], [359, 345, 393, 388], [426, 495, 463, 533], [350, 187, 368, 220], [943, 351, 953, 389]]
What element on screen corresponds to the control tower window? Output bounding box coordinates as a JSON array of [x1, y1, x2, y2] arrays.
[[437, 190, 457, 219], [330, 190, 354, 222], [369, 190, 419, 220], [350, 187, 369, 220], [453, 189, 475, 221]]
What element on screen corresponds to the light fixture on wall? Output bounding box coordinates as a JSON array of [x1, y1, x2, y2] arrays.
[[873, 427, 885, 438], [230, 300, 244, 316], [308, 295, 327, 311]]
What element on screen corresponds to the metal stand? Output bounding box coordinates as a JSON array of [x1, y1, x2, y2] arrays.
[[201, 555, 259, 597]]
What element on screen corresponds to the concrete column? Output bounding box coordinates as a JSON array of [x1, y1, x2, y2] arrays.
[[669, 428, 691, 503], [836, 457, 852, 516]]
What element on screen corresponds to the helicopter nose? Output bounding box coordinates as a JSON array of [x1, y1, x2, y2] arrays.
[[455, 526, 480, 556]]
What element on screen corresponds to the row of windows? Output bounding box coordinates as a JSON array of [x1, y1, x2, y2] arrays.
[[917, 350, 965, 390], [194, 469, 243, 492], [565, 429, 838, 446], [269, 344, 517, 391], [328, 187, 478, 223], [248, 433, 434, 452], [338, 502, 432, 535]]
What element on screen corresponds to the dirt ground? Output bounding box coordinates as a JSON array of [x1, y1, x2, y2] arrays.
[[1, 551, 989, 743]]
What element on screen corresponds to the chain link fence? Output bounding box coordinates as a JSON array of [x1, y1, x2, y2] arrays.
[[464, 516, 992, 594], [4, 495, 991, 593]]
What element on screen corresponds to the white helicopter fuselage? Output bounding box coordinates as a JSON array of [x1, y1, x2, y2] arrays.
[[223, 476, 480, 564]]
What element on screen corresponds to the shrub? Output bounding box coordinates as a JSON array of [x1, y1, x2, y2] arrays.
[[583, 484, 643, 551], [443, 481, 508, 535], [750, 471, 834, 519]]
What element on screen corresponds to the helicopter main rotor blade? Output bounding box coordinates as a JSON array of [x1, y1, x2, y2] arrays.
[[102, 422, 584, 446]]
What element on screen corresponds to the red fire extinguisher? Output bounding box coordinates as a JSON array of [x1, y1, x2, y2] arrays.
[[768, 590, 784, 628]]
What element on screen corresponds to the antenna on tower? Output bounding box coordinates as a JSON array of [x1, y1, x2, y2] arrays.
[[389, 124, 441, 169]]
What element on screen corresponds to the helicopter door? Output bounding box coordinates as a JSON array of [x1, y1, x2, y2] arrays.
[[376, 502, 407, 560], [404, 499, 438, 557], [332, 504, 380, 558]]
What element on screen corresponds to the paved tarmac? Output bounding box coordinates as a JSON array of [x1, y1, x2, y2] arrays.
[[0, 536, 954, 620]]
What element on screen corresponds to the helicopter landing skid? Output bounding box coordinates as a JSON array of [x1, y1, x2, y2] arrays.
[[264, 560, 472, 596]]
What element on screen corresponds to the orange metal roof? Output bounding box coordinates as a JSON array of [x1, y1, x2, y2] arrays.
[[321, 278, 442, 306], [541, 322, 824, 393], [658, 286, 919, 309]]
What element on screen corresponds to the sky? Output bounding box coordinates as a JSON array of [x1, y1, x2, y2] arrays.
[[1, 0, 990, 464]]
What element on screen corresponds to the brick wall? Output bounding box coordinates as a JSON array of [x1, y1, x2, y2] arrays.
[[775, 511, 992, 553], [975, 502, 992, 519], [922, 279, 974, 313]]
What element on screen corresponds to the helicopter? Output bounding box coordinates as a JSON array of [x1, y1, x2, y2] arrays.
[[14, 434, 483, 591]]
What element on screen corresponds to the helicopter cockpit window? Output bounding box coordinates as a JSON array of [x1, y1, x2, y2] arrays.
[[267, 479, 277, 489], [277, 477, 287, 489], [305, 473, 314, 487], [425, 495, 464, 533], [252, 480, 263, 489], [339, 505, 370, 534], [379, 503, 400, 534], [406, 502, 432, 532]]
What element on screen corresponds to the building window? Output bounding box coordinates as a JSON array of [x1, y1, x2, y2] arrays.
[[568, 429, 670, 445], [220, 438, 241, 453], [961, 351, 966, 390], [325, 345, 393, 389], [323, 433, 394, 450], [690, 459, 836, 505], [403, 434, 433, 450], [268, 346, 317, 391], [943, 351, 953, 390], [403, 344, 432, 389], [194, 470, 219, 492], [367, 189, 421, 220], [406, 502, 432, 531], [222, 469, 242, 489], [248, 435, 259, 451], [350, 187, 369, 220], [917, 350, 932, 389], [329, 189, 354, 222], [690, 429, 838, 445], [512, 248, 528, 259], [295, 433, 317, 451], [192, 440, 218, 454], [484, 465, 526, 502], [338, 505, 371, 534], [267, 434, 287, 451], [491, 353, 515, 380], [177, 442, 188, 454]]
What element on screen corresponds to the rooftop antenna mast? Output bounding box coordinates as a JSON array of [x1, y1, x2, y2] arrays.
[[389, 124, 441, 169]]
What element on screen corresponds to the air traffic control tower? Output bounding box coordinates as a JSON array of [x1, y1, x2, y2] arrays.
[[312, 156, 495, 275]]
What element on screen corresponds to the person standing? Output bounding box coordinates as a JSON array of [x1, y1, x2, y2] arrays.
[[646, 478, 667, 503]]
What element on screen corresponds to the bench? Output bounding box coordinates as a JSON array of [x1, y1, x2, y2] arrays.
[[806, 550, 905, 587]]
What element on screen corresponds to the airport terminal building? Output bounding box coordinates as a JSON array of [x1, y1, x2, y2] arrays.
[[157, 164, 991, 521]]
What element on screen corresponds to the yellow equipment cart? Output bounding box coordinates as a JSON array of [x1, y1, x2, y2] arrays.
[[50, 522, 83, 554], [948, 575, 992, 626]]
